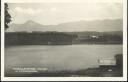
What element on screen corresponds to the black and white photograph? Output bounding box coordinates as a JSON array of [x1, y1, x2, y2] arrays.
[[1, 0, 127, 81]]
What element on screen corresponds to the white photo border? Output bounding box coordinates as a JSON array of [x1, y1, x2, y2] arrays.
[[1, 0, 127, 81]]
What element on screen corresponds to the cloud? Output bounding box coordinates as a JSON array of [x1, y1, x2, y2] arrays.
[[10, 3, 122, 25], [15, 7, 42, 15], [50, 7, 57, 12]]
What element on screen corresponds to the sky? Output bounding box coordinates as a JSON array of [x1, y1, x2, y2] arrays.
[[8, 1, 123, 25]]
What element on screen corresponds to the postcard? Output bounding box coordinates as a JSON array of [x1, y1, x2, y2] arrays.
[[1, 0, 127, 81]]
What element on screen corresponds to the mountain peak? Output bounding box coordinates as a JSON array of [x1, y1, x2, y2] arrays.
[[8, 19, 122, 32], [25, 20, 36, 24], [23, 20, 43, 27]]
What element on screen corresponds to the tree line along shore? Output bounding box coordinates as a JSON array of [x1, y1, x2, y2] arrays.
[[5, 31, 123, 45]]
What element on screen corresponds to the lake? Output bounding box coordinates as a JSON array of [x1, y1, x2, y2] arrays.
[[5, 44, 122, 73]]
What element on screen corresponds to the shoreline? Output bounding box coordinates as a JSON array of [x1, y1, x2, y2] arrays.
[[5, 66, 123, 77], [5, 43, 122, 47]]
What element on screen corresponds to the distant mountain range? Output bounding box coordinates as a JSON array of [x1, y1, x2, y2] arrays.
[[7, 19, 123, 32]]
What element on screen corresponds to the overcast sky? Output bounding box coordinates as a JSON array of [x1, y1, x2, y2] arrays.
[[8, 1, 123, 25]]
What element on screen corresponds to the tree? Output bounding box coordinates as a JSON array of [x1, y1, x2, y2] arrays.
[[5, 3, 11, 29], [0, 2, 1, 26]]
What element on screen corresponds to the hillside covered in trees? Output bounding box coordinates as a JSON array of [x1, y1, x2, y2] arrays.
[[5, 31, 122, 45]]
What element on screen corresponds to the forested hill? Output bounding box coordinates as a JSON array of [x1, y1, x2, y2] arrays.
[[5, 31, 123, 45], [66, 31, 122, 39]]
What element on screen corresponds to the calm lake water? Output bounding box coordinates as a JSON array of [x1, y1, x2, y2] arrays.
[[5, 44, 122, 72]]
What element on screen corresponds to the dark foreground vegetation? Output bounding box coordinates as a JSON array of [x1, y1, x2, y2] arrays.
[[5, 31, 122, 45], [5, 54, 123, 77], [5, 32, 77, 45]]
